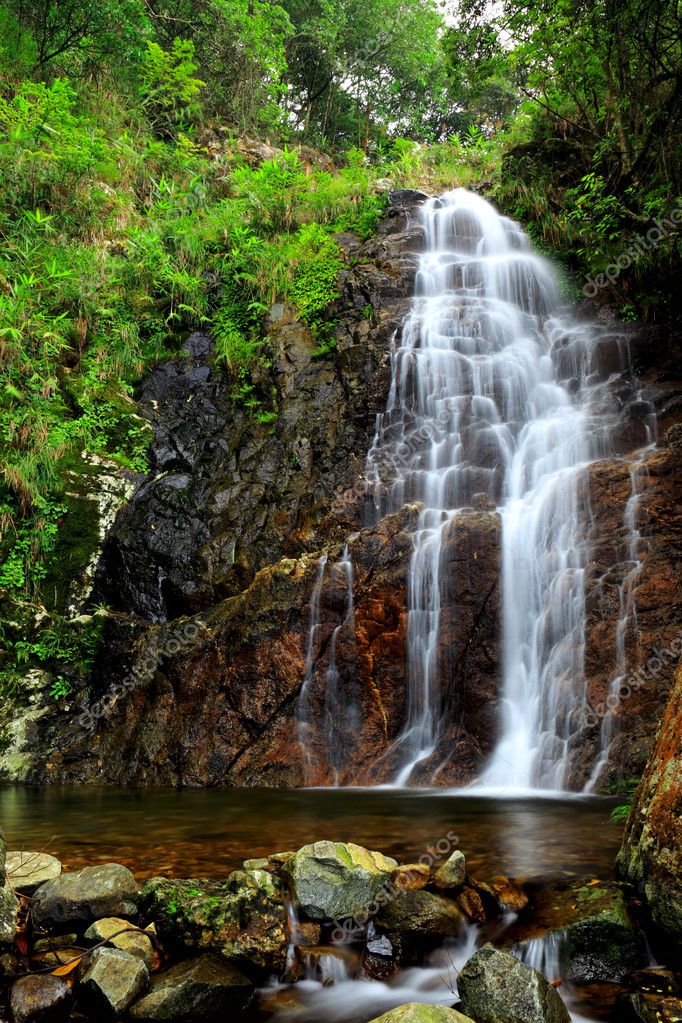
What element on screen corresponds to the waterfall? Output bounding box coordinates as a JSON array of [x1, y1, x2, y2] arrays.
[[301, 187, 652, 790]]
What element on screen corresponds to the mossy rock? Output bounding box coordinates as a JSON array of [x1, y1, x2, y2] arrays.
[[140, 870, 287, 972], [367, 1005, 475, 1023], [282, 841, 397, 922]]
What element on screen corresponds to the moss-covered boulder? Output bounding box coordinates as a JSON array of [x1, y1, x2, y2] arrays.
[[458, 944, 570, 1023], [283, 841, 397, 921], [140, 870, 287, 971], [367, 1005, 475, 1023], [375, 890, 464, 937]]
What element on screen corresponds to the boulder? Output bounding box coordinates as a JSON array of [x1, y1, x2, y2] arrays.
[[283, 841, 397, 921], [84, 917, 154, 967], [6, 852, 62, 895], [375, 890, 464, 937], [0, 885, 18, 950], [77, 946, 149, 1019], [9, 974, 72, 1023], [367, 1005, 475, 1023], [432, 852, 466, 890], [31, 863, 138, 931], [457, 944, 571, 1023], [129, 954, 254, 1021], [559, 882, 640, 982], [140, 871, 287, 971]]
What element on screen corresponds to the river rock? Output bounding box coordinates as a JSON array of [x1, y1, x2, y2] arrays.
[[6, 852, 62, 894], [141, 871, 287, 970], [432, 851, 466, 889], [283, 841, 397, 921], [84, 917, 154, 967], [457, 944, 571, 1023], [391, 864, 430, 890], [0, 885, 18, 949], [77, 946, 149, 1018], [367, 1005, 476, 1023], [9, 974, 72, 1023], [617, 656, 682, 950], [489, 876, 528, 911], [560, 882, 640, 982], [375, 890, 464, 937], [31, 863, 138, 931], [129, 954, 254, 1021]]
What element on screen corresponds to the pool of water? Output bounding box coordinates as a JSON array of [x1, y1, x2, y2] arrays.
[[0, 786, 622, 882]]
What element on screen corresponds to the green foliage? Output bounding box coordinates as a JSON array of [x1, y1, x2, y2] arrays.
[[139, 39, 205, 136], [608, 778, 640, 822]]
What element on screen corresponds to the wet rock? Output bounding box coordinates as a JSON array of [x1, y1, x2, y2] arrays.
[[31, 863, 138, 932], [367, 1005, 475, 1023], [32, 947, 82, 968], [0, 885, 18, 949], [9, 974, 72, 1023], [129, 954, 254, 1021], [375, 890, 464, 937], [617, 657, 682, 951], [33, 935, 77, 952], [77, 946, 149, 1018], [391, 864, 430, 890], [626, 968, 680, 996], [141, 872, 287, 971], [560, 883, 641, 982], [432, 851, 466, 890], [6, 852, 62, 895], [456, 886, 487, 924], [622, 992, 682, 1022], [489, 876, 528, 911], [458, 944, 571, 1023], [84, 917, 154, 967], [283, 841, 397, 921]]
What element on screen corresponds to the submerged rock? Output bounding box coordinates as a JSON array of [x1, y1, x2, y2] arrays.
[[140, 873, 287, 970], [9, 974, 72, 1023], [367, 1005, 475, 1023], [129, 954, 254, 1021], [31, 863, 138, 931], [6, 851, 62, 895], [77, 946, 149, 1018], [622, 992, 682, 1023], [283, 841, 397, 921], [457, 943, 571, 1023]]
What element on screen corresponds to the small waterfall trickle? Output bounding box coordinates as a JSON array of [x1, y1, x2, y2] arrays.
[[299, 187, 654, 790]]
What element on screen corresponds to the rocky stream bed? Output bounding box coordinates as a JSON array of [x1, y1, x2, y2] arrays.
[[0, 824, 680, 1023]]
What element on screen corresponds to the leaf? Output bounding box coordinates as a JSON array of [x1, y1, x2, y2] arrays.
[[51, 957, 83, 976]]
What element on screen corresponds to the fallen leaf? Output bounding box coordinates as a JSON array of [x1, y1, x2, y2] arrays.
[[51, 957, 83, 977]]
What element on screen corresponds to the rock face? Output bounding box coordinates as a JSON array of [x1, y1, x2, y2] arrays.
[[457, 944, 571, 1023], [5, 192, 682, 792], [283, 841, 397, 921], [31, 863, 138, 932], [617, 656, 682, 950]]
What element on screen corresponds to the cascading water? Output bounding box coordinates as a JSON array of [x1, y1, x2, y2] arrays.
[[302, 187, 652, 790]]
